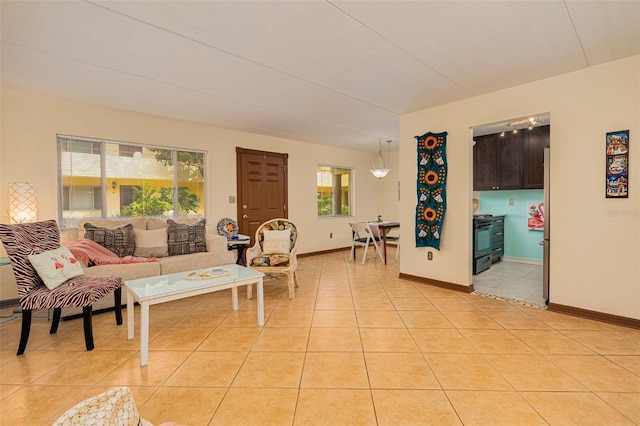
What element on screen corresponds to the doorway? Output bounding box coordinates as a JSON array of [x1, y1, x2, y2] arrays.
[[236, 148, 289, 242], [471, 114, 550, 307]]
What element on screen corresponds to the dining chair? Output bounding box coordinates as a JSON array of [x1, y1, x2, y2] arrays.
[[0, 220, 123, 355], [385, 228, 400, 260], [349, 222, 383, 265]]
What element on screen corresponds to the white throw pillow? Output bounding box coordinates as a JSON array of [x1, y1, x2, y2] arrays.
[[133, 228, 169, 258], [262, 228, 291, 255], [28, 247, 85, 290]]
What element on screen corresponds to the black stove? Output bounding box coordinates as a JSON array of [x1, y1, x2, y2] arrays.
[[473, 214, 493, 274], [473, 214, 493, 225]]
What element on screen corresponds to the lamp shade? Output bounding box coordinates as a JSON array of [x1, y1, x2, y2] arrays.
[[9, 182, 38, 223], [370, 168, 390, 179], [370, 139, 391, 179]]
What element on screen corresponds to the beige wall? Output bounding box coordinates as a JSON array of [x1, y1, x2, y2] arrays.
[[0, 89, 400, 300], [400, 55, 640, 319]]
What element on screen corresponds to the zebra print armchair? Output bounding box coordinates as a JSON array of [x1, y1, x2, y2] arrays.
[[0, 220, 123, 355]]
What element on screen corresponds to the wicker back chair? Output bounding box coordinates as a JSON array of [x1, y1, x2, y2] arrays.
[[245, 218, 299, 299]]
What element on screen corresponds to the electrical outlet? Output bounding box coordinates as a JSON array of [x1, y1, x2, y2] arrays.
[[509, 198, 514, 206], [427, 252, 433, 260], [329, 232, 333, 238]]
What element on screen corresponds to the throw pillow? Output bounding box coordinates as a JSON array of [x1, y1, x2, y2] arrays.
[[28, 247, 85, 290], [84, 223, 135, 257], [167, 219, 207, 256], [133, 228, 168, 258], [262, 228, 291, 255]]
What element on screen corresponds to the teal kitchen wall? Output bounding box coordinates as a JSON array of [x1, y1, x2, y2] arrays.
[[476, 189, 544, 261]]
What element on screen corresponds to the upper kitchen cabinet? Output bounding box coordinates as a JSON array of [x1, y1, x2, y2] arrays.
[[524, 125, 550, 189], [473, 125, 549, 191], [473, 131, 523, 190], [473, 133, 499, 190]]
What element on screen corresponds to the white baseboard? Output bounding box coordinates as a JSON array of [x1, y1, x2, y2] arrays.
[[502, 256, 543, 266]]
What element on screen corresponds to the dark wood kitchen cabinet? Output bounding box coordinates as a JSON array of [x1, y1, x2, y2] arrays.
[[473, 131, 523, 190], [523, 125, 550, 189], [474, 125, 549, 191]]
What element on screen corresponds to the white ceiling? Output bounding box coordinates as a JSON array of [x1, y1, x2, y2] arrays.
[[2, 1, 639, 152]]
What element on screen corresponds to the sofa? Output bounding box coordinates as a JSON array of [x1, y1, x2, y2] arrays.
[[60, 217, 235, 317]]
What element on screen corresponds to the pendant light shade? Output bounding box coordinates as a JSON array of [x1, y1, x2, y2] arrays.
[[370, 139, 391, 179]]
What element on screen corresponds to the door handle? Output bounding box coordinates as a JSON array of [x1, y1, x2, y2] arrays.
[[242, 215, 249, 219]]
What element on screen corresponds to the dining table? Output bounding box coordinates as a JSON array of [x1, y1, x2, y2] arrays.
[[376, 221, 400, 265]]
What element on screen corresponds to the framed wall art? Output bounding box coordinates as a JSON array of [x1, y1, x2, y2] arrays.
[[605, 129, 629, 198]]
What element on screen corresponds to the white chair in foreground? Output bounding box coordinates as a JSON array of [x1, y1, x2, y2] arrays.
[[349, 222, 383, 265], [53, 386, 154, 426]]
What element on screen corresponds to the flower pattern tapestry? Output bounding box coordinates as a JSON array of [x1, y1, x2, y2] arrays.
[[415, 131, 447, 249]]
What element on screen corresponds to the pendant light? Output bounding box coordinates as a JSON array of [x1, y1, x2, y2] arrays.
[[370, 139, 391, 179]]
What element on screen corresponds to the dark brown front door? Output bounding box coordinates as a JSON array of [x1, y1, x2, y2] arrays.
[[236, 148, 288, 242]]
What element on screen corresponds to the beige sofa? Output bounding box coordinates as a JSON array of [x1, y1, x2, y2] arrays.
[[61, 217, 235, 317]]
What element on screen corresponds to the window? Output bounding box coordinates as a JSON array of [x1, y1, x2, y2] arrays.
[[58, 135, 206, 228], [62, 186, 101, 211], [118, 144, 143, 158], [60, 139, 101, 154], [317, 165, 352, 217]]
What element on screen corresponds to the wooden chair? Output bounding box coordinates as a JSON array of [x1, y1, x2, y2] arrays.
[[246, 218, 299, 299], [0, 220, 123, 355]]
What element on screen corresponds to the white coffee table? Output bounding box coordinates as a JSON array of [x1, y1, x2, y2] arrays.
[[125, 264, 264, 366]]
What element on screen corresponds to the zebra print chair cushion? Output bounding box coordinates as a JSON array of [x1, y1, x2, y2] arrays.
[[0, 220, 122, 311]]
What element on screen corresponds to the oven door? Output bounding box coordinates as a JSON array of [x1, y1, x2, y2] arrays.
[[474, 222, 493, 258]]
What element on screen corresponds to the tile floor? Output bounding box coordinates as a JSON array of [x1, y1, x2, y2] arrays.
[[1, 251, 639, 425], [472, 260, 546, 307]]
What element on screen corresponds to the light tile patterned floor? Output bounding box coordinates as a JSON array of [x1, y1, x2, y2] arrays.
[[472, 260, 546, 307], [1, 251, 639, 425]]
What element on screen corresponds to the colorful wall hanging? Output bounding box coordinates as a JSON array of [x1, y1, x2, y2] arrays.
[[415, 131, 447, 249], [605, 129, 629, 198]]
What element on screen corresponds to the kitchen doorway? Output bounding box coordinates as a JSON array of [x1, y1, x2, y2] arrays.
[[471, 114, 550, 307]]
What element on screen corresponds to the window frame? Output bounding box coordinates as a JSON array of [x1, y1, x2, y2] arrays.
[[316, 164, 353, 218], [57, 134, 207, 229]]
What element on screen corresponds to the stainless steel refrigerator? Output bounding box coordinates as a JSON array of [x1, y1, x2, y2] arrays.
[[542, 147, 550, 303]]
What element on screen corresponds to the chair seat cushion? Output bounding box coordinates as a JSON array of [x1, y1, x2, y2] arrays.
[[251, 254, 290, 267], [20, 275, 123, 311]]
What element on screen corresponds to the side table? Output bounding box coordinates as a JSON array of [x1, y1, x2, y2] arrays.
[[227, 234, 250, 266]]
